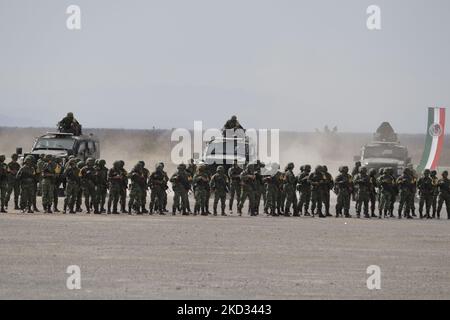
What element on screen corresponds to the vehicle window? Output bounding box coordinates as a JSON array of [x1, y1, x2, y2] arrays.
[[78, 142, 86, 156], [88, 141, 95, 153], [34, 138, 75, 150]]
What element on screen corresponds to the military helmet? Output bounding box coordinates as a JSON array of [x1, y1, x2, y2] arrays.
[[403, 168, 411, 175], [217, 166, 225, 173], [39, 154, 45, 159], [359, 167, 368, 174], [11, 153, 18, 160], [379, 168, 385, 175], [355, 161, 361, 166], [113, 161, 121, 168], [24, 156, 34, 163], [304, 164, 311, 172], [77, 161, 85, 169], [139, 160, 145, 167], [431, 170, 437, 176], [342, 166, 349, 173], [44, 154, 53, 161], [0, 155, 5, 162], [423, 169, 431, 176], [95, 159, 100, 165], [86, 158, 95, 166], [177, 163, 186, 170], [67, 112, 74, 118], [98, 159, 106, 166], [443, 171, 448, 177], [315, 165, 323, 172], [231, 115, 237, 121], [369, 168, 377, 176], [119, 160, 125, 167], [158, 162, 165, 168], [322, 165, 328, 172]]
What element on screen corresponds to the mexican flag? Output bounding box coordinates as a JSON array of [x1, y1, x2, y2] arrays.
[[417, 107, 446, 172]]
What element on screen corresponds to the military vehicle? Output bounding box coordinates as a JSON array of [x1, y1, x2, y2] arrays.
[[196, 134, 256, 175], [354, 122, 412, 176], [17, 132, 100, 165]]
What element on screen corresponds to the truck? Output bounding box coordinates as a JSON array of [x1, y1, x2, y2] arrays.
[[354, 122, 412, 177], [17, 132, 100, 166]]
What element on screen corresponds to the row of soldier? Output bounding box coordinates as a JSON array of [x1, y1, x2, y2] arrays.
[[0, 154, 449, 219]]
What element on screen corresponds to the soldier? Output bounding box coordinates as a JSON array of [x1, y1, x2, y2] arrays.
[[52, 157, 63, 212], [5, 154, 21, 210], [34, 154, 46, 212], [80, 158, 99, 214], [223, 115, 244, 132], [296, 165, 312, 216], [118, 160, 128, 213], [170, 164, 191, 215], [354, 167, 371, 218], [63, 159, 80, 214], [334, 166, 353, 218], [228, 160, 242, 213], [0, 155, 8, 213], [128, 162, 146, 214], [283, 163, 297, 216], [437, 171, 450, 219], [263, 164, 282, 216], [396, 168, 415, 219], [149, 163, 167, 215], [16, 156, 36, 213], [193, 165, 209, 215], [351, 161, 361, 207], [137, 161, 149, 214], [107, 161, 124, 214], [58, 112, 82, 135], [408, 164, 418, 217], [238, 164, 257, 216], [210, 166, 229, 216], [309, 165, 326, 218], [377, 168, 396, 218], [417, 169, 434, 219], [75, 161, 85, 212], [41, 155, 56, 213], [368, 169, 378, 218], [430, 170, 439, 218], [322, 165, 334, 217], [96, 160, 109, 213], [157, 162, 169, 212], [254, 161, 265, 215]]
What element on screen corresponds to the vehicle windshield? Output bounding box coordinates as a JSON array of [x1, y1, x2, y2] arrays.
[[206, 140, 247, 157], [363, 145, 407, 160], [34, 138, 75, 150]]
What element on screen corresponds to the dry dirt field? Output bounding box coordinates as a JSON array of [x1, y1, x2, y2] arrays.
[[0, 197, 449, 300]]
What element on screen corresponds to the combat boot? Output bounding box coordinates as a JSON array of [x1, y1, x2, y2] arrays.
[[141, 206, 148, 214], [14, 200, 19, 210], [0, 206, 7, 213]]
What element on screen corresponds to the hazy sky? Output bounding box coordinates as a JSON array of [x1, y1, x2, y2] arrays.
[[0, 0, 449, 132]]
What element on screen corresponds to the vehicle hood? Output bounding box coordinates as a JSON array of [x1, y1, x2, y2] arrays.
[[28, 150, 69, 158], [204, 154, 247, 164]]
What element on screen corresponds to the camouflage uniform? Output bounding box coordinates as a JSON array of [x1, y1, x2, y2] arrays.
[[96, 160, 109, 213], [430, 171, 439, 218], [377, 168, 395, 218], [309, 166, 326, 217], [170, 164, 191, 215], [64, 160, 80, 213], [436, 171, 450, 219], [322, 165, 334, 217], [80, 158, 99, 214], [417, 170, 434, 219], [5, 154, 21, 210], [16, 157, 36, 213], [368, 169, 378, 218], [118, 161, 128, 213], [75, 161, 85, 212], [193, 166, 209, 215], [149, 163, 167, 214], [263, 166, 282, 216], [0, 155, 9, 213], [52, 158, 63, 212], [238, 165, 257, 216], [296, 165, 312, 215], [41, 155, 56, 213], [351, 161, 361, 204], [128, 163, 146, 214], [210, 166, 229, 216], [334, 166, 353, 218], [354, 167, 371, 218], [138, 161, 150, 213], [396, 169, 415, 219], [107, 161, 124, 214], [228, 162, 242, 212], [283, 163, 297, 216], [254, 161, 266, 214]]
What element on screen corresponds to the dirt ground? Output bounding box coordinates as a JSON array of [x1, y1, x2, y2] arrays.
[[0, 196, 449, 300]]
